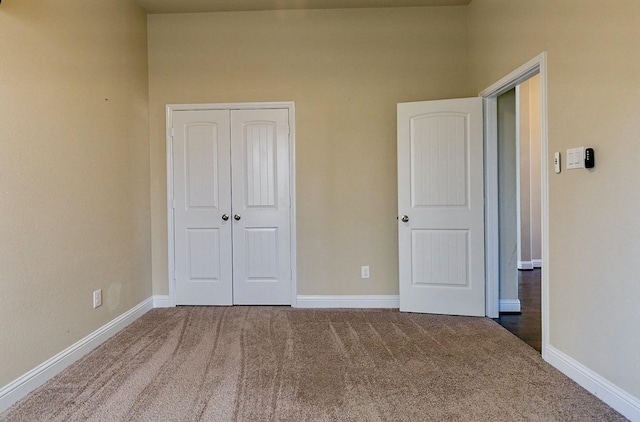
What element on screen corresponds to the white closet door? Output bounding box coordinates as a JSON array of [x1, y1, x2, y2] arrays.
[[231, 109, 291, 305], [173, 110, 232, 305]]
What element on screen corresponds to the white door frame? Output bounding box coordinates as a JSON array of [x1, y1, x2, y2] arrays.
[[479, 52, 549, 356], [166, 101, 297, 307]]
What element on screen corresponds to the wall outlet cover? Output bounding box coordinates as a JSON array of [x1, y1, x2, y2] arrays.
[[93, 290, 102, 308]]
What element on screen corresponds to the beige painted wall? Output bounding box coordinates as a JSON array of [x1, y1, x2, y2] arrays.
[[497, 89, 518, 301], [469, 0, 640, 398], [0, 1, 150, 386], [518, 75, 542, 266], [528, 75, 542, 263], [517, 80, 532, 265], [148, 7, 469, 296]]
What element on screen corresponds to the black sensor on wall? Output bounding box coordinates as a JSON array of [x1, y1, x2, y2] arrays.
[[585, 148, 595, 168]]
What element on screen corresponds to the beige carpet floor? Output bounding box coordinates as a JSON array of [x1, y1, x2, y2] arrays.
[[0, 307, 626, 421]]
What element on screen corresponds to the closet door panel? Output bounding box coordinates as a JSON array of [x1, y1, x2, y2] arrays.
[[172, 110, 232, 305], [231, 109, 291, 305]]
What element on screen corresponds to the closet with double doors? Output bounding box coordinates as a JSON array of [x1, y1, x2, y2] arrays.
[[169, 105, 293, 306]]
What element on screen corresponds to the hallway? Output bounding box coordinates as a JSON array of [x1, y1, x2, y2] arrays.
[[494, 269, 542, 352]]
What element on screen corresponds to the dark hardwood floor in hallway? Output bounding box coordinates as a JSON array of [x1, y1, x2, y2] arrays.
[[494, 269, 541, 352]]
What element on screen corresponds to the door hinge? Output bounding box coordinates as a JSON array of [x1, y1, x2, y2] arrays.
[[170, 127, 175, 137]]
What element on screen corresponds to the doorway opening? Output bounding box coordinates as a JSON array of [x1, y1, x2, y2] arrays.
[[494, 77, 542, 351], [480, 52, 549, 357]]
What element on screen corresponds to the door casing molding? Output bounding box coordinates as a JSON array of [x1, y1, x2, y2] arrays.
[[479, 52, 549, 357], [165, 102, 297, 307]]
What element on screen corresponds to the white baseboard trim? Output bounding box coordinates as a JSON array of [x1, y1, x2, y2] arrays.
[[296, 295, 399, 309], [153, 295, 172, 308], [517, 261, 534, 270], [499, 299, 521, 313], [545, 345, 640, 421], [532, 259, 542, 268], [0, 297, 153, 414]]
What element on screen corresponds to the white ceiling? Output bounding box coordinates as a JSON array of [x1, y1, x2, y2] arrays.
[[136, 0, 472, 14]]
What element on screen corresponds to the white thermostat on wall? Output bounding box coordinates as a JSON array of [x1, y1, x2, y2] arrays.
[[566, 147, 585, 170], [554, 152, 561, 174]]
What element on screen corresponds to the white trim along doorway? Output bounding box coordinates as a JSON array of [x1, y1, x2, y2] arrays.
[[479, 52, 549, 357], [166, 102, 297, 307]]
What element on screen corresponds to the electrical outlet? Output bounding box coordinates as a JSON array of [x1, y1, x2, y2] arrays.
[[93, 289, 102, 309], [361, 266, 370, 279]]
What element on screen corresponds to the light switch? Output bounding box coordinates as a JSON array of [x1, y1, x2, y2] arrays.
[[566, 147, 585, 170]]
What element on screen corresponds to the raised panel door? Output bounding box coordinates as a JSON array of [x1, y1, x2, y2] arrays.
[[398, 98, 485, 316], [231, 109, 291, 305], [173, 110, 232, 305]]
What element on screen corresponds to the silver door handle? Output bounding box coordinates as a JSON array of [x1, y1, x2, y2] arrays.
[[401, 215, 409, 223], [234, 214, 241, 221], [221, 214, 229, 221]]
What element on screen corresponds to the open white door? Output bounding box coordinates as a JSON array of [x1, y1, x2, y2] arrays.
[[398, 98, 485, 316]]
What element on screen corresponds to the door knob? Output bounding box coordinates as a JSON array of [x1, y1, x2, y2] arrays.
[[221, 214, 229, 221], [401, 215, 409, 223], [234, 214, 241, 221]]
